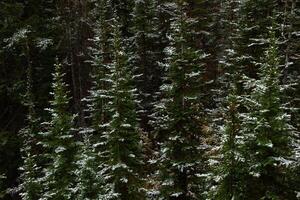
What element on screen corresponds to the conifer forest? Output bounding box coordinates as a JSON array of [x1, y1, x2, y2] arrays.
[[1, 0, 300, 199]]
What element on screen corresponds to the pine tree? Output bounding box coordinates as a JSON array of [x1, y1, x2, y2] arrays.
[[132, 1, 176, 196], [85, 0, 112, 169], [212, 1, 249, 199], [238, 0, 282, 79], [19, 63, 42, 200], [75, 0, 113, 199], [75, 128, 104, 200], [156, 1, 209, 199], [214, 85, 246, 200], [86, 0, 112, 129], [103, 14, 145, 200], [281, 0, 300, 195], [242, 30, 297, 200], [40, 62, 77, 200], [131, 0, 162, 132]]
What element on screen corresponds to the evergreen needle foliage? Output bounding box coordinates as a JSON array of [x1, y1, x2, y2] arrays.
[[40, 63, 77, 200], [155, 1, 210, 199], [0, 0, 299, 199], [104, 15, 145, 200], [241, 30, 296, 200]]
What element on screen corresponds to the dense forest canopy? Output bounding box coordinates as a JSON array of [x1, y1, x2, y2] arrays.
[[0, 0, 299, 199]]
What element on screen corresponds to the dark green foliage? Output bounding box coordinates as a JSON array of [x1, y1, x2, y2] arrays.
[[75, 2, 113, 198], [40, 63, 77, 200], [75, 129, 104, 200], [0, 2, 55, 197], [281, 2, 300, 192], [0, 131, 21, 200], [131, 0, 163, 132], [156, 2, 209, 199], [84, 0, 112, 168], [213, 1, 249, 199], [214, 1, 299, 199], [19, 63, 43, 200], [0, 0, 299, 200], [87, 0, 112, 130], [104, 16, 145, 200], [241, 30, 296, 200]]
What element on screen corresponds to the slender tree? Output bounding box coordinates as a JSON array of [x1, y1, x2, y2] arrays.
[[281, 0, 300, 194], [19, 62, 42, 200], [131, 0, 163, 133], [75, 1, 113, 198], [212, 1, 249, 199], [40, 62, 77, 200], [103, 14, 145, 200], [75, 128, 104, 200], [156, 1, 209, 199], [86, 0, 112, 129], [242, 30, 296, 200]]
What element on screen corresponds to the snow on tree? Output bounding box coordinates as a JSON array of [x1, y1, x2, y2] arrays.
[[86, 0, 112, 129], [241, 29, 297, 199], [103, 13, 145, 200], [75, 1, 113, 198], [154, 1, 210, 199], [39, 62, 77, 200], [131, 0, 162, 132], [19, 63, 42, 200], [75, 128, 105, 200], [211, 1, 250, 199]]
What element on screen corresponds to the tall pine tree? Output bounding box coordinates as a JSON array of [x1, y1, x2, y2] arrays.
[[131, 0, 165, 134], [40, 62, 77, 200], [156, 1, 209, 199], [212, 1, 250, 199], [104, 13, 145, 200], [75, 128, 104, 200], [75, 0, 113, 198], [242, 30, 297, 200], [19, 63, 42, 200]]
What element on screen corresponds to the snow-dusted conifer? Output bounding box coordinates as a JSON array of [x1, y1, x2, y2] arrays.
[[104, 13, 145, 200], [40, 62, 77, 200], [75, 128, 104, 200], [242, 29, 297, 199], [86, 0, 112, 129], [131, 0, 164, 132], [156, 1, 209, 199], [281, 1, 300, 194], [75, 1, 113, 198], [19, 64, 42, 200], [211, 1, 250, 199]]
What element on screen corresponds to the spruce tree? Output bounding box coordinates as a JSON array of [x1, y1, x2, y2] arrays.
[[214, 84, 246, 200], [131, 0, 162, 132], [40, 62, 77, 200], [238, 0, 282, 79], [281, 0, 300, 194], [104, 14, 145, 200], [242, 30, 297, 200], [156, 1, 209, 199], [87, 0, 113, 165], [86, 0, 112, 129], [19, 64, 42, 200], [75, 128, 104, 200], [75, 1, 113, 198], [212, 1, 249, 199]]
